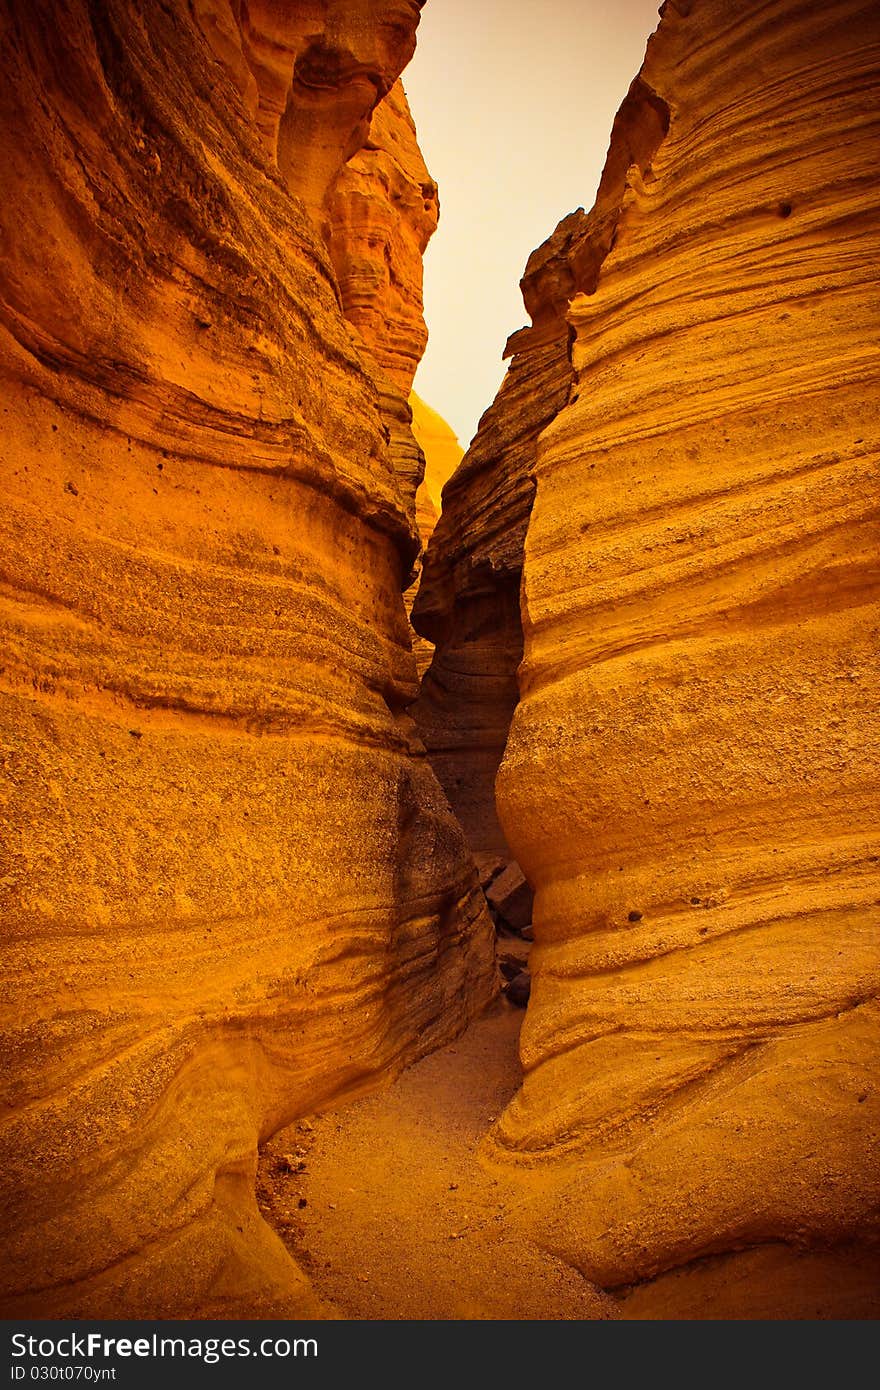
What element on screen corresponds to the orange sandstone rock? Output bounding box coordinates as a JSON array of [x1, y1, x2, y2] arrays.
[[406, 391, 464, 675], [323, 74, 453, 670], [327, 79, 438, 525], [329, 83, 437, 399], [195, 9, 436, 521], [410, 390, 464, 527], [194, 0, 423, 225], [410, 312, 570, 857], [0, 0, 493, 1319], [489, 0, 880, 1314]]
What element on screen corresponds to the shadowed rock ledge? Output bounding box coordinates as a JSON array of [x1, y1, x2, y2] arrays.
[[0, 0, 494, 1318]]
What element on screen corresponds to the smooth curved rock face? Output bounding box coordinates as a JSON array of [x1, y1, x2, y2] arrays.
[[409, 246, 584, 856], [410, 332, 558, 857], [195, 0, 424, 224], [0, 0, 493, 1318], [410, 392, 464, 521], [406, 391, 463, 676], [493, 0, 880, 1309]]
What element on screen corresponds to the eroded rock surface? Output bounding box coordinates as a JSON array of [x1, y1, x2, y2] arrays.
[[0, 0, 493, 1318], [489, 0, 880, 1313], [410, 54, 672, 860], [195, 0, 423, 226], [327, 79, 438, 519]]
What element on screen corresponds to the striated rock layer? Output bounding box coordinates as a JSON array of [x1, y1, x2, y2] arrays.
[[490, 0, 880, 1314], [0, 0, 494, 1318], [194, 0, 422, 227], [327, 79, 438, 520]]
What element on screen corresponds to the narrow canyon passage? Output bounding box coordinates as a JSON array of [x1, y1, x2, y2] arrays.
[[1, 0, 878, 1324], [257, 1006, 614, 1321]]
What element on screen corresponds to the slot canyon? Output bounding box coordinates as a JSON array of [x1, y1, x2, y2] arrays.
[[1, 0, 878, 1322]]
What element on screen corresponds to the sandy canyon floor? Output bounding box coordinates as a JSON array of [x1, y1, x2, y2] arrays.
[[257, 1005, 615, 1320], [257, 1000, 880, 1322]]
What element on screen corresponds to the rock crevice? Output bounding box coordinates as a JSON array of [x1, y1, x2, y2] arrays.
[[411, 55, 673, 859]]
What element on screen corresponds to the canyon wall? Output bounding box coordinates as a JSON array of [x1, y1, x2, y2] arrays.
[[410, 299, 566, 856], [326, 81, 458, 670], [327, 78, 438, 519], [0, 0, 494, 1319], [407, 391, 463, 675], [410, 391, 464, 524], [487, 0, 880, 1315], [411, 68, 670, 859]]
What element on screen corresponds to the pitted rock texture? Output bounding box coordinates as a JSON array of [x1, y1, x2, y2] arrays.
[[0, 0, 494, 1319], [491, 0, 880, 1313]]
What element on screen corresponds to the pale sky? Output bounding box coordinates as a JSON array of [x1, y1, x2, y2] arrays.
[[404, 0, 662, 448]]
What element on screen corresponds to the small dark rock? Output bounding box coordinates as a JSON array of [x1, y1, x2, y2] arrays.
[[486, 861, 534, 932], [65, 480, 78, 495], [627, 909, 643, 922], [298, 1197, 307, 1209], [128, 729, 142, 739], [498, 955, 525, 982], [505, 971, 531, 1008], [520, 924, 534, 942]]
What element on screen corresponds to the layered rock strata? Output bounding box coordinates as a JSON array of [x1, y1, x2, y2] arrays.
[[194, 0, 423, 227], [327, 79, 439, 520], [0, 0, 493, 1319], [489, 0, 880, 1314], [199, 9, 435, 534]]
